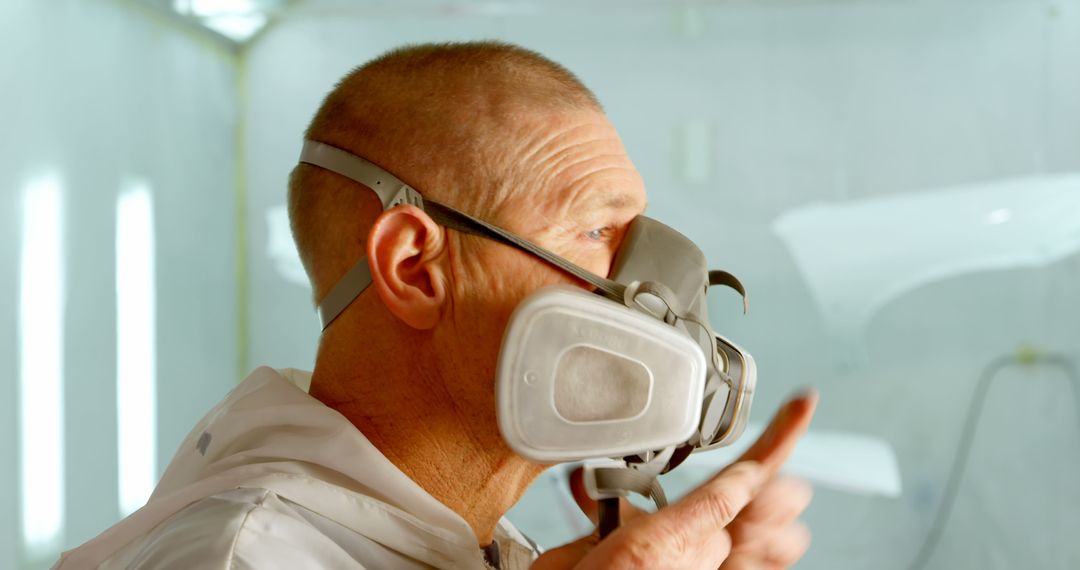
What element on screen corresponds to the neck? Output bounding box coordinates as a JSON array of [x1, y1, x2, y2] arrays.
[[309, 326, 545, 545]]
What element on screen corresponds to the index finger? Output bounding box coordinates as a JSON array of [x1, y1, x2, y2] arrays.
[[665, 460, 769, 534], [736, 388, 819, 478]]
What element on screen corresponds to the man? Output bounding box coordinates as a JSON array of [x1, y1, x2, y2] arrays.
[[57, 41, 816, 569]]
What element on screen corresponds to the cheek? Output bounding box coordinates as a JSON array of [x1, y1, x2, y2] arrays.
[[443, 243, 543, 352], [458, 240, 568, 312], [446, 235, 609, 351], [579, 251, 616, 280], [433, 245, 551, 411], [477, 264, 551, 343]]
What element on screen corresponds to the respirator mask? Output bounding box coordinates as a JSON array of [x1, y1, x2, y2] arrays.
[[299, 141, 757, 527]]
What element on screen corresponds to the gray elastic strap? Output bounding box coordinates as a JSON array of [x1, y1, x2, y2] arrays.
[[298, 139, 625, 329], [593, 467, 668, 509], [629, 280, 723, 372], [299, 140, 422, 210], [300, 140, 422, 329], [422, 200, 626, 302], [316, 200, 626, 329], [317, 256, 374, 329], [709, 270, 749, 314]]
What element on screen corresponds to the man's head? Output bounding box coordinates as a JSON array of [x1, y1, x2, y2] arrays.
[[289, 41, 646, 453]]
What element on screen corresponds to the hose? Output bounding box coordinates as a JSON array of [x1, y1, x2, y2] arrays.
[[906, 348, 1080, 570]]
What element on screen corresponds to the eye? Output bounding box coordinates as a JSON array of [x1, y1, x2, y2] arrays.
[[584, 227, 612, 241]]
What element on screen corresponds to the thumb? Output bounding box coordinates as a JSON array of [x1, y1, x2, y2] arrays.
[[529, 534, 598, 570]]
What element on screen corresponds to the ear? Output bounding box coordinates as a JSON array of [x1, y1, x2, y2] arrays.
[[366, 205, 449, 330]]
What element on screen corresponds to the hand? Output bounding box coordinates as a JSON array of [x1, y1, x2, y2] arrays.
[[531, 390, 818, 570]]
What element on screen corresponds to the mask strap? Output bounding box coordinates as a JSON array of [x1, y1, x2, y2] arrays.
[[299, 140, 625, 329], [708, 270, 748, 314], [299, 140, 425, 210], [626, 280, 724, 371], [422, 200, 626, 301], [586, 446, 675, 538]]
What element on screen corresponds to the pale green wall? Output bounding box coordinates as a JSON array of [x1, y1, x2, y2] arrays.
[[0, 1, 239, 568]]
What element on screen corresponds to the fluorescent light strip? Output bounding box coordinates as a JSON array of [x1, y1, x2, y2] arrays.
[[19, 174, 66, 553], [116, 184, 157, 516]]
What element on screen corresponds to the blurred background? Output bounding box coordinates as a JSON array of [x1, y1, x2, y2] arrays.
[[2, 0, 1079, 568]]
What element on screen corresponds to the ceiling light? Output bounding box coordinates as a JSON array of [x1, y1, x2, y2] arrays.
[[171, 0, 277, 43], [201, 13, 268, 42]]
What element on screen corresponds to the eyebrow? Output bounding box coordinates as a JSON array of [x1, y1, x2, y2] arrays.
[[581, 190, 645, 214]]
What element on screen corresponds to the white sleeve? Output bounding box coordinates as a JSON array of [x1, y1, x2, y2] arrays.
[[112, 488, 368, 570]]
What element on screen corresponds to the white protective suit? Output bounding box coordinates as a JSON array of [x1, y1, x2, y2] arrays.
[[54, 367, 541, 569]]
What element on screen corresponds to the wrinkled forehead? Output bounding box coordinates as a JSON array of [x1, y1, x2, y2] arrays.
[[505, 111, 647, 225]]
